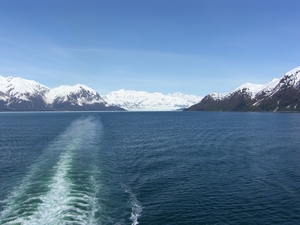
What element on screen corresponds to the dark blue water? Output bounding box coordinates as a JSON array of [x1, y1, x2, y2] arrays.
[[0, 112, 300, 224]]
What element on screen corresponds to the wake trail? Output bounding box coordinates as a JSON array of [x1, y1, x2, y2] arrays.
[[125, 188, 142, 225], [0, 115, 102, 225]]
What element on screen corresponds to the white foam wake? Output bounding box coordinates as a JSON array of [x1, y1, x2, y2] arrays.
[[15, 142, 75, 224], [0, 116, 102, 225], [126, 189, 142, 225]]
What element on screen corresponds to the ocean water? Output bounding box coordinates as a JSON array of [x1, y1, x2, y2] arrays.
[[0, 111, 300, 225]]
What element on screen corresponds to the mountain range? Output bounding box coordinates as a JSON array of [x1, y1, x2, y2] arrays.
[[1, 66, 300, 112], [0, 75, 202, 111], [186, 66, 300, 112], [0, 76, 123, 111]]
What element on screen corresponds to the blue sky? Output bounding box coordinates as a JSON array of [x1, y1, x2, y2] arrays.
[[0, 0, 299, 96]]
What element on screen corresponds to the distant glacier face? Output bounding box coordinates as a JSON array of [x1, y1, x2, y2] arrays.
[[103, 89, 203, 111]]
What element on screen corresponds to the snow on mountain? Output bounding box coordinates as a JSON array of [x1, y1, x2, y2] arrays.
[[167, 92, 202, 103], [208, 92, 226, 101], [207, 78, 280, 101], [285, 66, 300, 80], [268, 66, 300, 95], [0, 75, 49, 100], [193, 67, 300, 104], [0, 75, 50, 110], [235, 78, 279, 99], [187, 66, 300, 112], [103, 89, 202, 111], [0, 75, 122, 111], [45, 84, 107, 106], [232, 67, 300, 101], [0, 91, 7, 101], [233, 83, 266, 99]]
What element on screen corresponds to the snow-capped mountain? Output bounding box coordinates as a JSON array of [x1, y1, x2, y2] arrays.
[[103, 89, 202, 111], [206, 78, 280, 102], [0, 75, 50, 110], [46, 84, 104, 105], [44, 84, 115, 110], [0, 76, 49, 97], [186, 66, 300, 112], [0, 75, 123, 111]]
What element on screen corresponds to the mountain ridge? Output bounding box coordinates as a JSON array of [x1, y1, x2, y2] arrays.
[[0, 75, 123, 111], [2, 66, 299, 112], [0, 75, 202, 111], [186, 66, 300, 112]]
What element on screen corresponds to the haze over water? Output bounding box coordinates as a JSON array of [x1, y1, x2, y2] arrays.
[[0, 112, 300, 224]]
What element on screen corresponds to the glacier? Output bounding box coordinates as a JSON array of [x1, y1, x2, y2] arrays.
[[103, 89, 202, 111]]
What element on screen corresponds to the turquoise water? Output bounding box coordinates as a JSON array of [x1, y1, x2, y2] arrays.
[[0, 112, 300, 224]]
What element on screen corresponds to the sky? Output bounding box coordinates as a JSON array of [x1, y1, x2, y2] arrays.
[[0, 0, 300, 96]]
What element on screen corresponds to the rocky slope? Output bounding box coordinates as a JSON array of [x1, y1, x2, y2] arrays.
[[0, 76, 124, 111], [186, 67, 300, 112]]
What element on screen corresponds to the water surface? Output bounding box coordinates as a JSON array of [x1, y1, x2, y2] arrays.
[[0, 112, 300, 224]]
